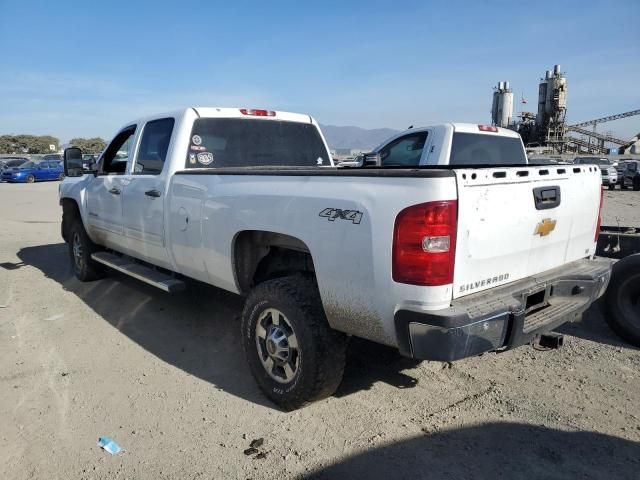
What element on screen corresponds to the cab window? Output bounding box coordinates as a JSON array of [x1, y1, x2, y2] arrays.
[[134, 118, 174, 175], [100, 126, 136, 174], [379, 132, 428, 166]]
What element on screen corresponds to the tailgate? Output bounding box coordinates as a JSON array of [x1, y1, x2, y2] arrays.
[[453, 165, 602, 299]]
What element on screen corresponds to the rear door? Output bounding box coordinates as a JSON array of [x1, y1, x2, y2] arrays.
[[44, 162, 57, 180], [35, 162, 49, 180], [452, 164, 602, 299], [122, 117, 174, 267]]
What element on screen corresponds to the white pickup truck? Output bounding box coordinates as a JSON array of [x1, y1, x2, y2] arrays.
[[60, 108, 612, 409]]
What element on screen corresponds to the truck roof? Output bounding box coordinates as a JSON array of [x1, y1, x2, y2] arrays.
[[126, 107, 315, 131]]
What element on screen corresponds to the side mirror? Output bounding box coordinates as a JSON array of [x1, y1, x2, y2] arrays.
[[64, 147, 88, 177]]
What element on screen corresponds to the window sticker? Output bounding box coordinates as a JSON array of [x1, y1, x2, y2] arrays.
[[197, 152, 214, 165]]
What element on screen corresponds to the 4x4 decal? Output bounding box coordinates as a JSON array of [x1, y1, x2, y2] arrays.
[[319, 208, 363, 225]]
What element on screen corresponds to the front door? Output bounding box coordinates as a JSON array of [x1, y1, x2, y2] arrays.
[[86, 126, 136, 249], [122, 117, 174, 268]]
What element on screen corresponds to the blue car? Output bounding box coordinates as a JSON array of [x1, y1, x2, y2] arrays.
[[1, 160, 65, 183]]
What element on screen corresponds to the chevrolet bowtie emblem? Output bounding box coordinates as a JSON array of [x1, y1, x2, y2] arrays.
[[535, 218, 557, 237]]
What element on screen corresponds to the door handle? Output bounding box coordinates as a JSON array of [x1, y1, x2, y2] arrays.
[[145, 189, 161, 198], [109, 187, 121, 195], [533, 186, 561, 210]]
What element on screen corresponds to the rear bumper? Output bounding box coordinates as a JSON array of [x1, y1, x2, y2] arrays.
[[394, 257, 613, 361]]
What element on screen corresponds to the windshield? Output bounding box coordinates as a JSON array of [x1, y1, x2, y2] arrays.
[[575, 157, 609, 165], [5, 159, 27, 167], [19, 161, 35, 169], [185, 118, 329, 168], [449, 133, 527, 165]]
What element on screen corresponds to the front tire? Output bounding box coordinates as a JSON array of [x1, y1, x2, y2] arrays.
[[26, 174, 35, 183], [67, 219, 105, 281], [604, 255, 640, 347], [241, 274, 347, 410]]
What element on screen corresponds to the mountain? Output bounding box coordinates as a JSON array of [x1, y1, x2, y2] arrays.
[[320, 124, 398, 151]]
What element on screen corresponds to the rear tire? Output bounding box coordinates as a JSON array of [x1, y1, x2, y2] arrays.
[[634, 180, 640, 191], [604, 255, 640, 347], [67, 219, 105, 282], [26, 174, 35, 183], [241, 274, 347, 410], [608, 184, 615, 190], [58, 173, 64, 181]]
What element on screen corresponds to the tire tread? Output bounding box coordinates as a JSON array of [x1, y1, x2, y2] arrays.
[[241, 274, 347, 410]]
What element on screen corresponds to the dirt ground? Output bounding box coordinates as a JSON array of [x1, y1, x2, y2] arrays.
[[0, 182, 638, 480]]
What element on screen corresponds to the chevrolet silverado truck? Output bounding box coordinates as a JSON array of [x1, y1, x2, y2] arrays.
[[60, 108, 613, 409]]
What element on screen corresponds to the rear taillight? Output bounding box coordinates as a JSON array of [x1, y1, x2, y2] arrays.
[[239, 108, 276, 117], [594, 187, 604, 242], [393, 200, 457, 286]]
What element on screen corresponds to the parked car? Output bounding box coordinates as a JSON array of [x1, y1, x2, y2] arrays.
[[616, 159, 631, 186], [528, 157, 567, 165], [573, 156, 618, 189], [59, 109, 612, 409], [1, 160, 65, 183], [0, 157, 29, 175], [621, 160, 640, 191], [82, 153, 99, 169]]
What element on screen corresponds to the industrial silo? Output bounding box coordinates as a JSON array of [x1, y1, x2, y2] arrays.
[[491, 81, 513, 127], [536, 73, 549, 127], [545, 65, 567, 116]]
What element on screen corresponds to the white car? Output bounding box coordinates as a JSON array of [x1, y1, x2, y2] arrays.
[[59, 108, 612, 409], [574, 156, 618, 189]]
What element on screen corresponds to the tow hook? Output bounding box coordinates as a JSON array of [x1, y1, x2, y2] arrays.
[[533, 332, 565, 350]]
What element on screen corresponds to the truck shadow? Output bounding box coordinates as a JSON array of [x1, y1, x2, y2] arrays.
[[14, 243, 421, 408], [303, 422, 640, 480]]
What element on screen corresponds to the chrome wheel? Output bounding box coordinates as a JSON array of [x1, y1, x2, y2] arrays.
[[255, 308, 299, 383], [72, 231, 84, 271]]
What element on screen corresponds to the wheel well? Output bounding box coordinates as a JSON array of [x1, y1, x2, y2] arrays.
[[61, 198, 81, 242], [233, 231, 315, 294]]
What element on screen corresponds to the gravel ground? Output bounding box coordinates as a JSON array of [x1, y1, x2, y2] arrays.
[[0, 182, 638, 480]]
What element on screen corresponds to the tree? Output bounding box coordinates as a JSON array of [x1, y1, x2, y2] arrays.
[[69, 137, 107, 153], [0, 135, 59, 154]]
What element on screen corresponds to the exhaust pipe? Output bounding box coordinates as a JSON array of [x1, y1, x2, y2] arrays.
[[534, 333, 564, 350]]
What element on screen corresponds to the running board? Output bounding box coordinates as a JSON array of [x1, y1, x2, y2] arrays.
[[91, 252, 185, 293]]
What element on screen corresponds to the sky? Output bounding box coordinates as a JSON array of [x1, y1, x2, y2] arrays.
[[0, 0, 638, 143]]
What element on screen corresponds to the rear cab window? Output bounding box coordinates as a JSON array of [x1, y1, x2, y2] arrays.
[[184, 118, 329, 168], [450, 133, 526, 165]]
